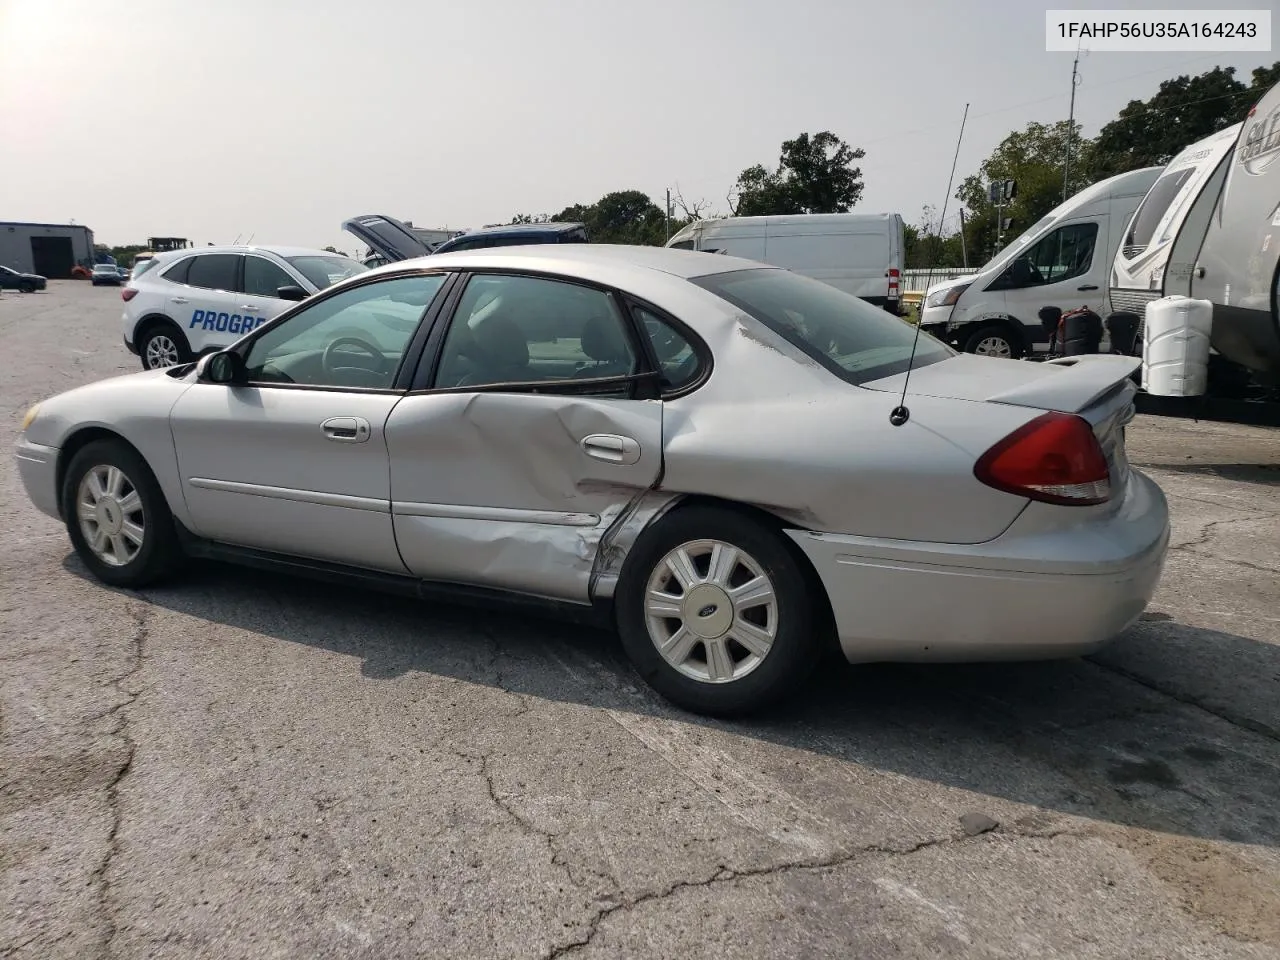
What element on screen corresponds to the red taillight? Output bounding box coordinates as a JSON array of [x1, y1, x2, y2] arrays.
[[888, 267, 900, 295], [974, 412, 1110, 505], [122, 288, 137, 301]]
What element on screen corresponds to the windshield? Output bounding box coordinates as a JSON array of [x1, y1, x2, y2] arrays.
[[980, 215, 1055, 271], [1123, 167, 1195, 255], [693, 268, 953, 385], [286, 255, 368, 290]]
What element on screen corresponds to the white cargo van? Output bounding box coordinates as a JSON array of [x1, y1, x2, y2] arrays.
[[919, 167, 1161, 358], [1179, 81, 1280, 384], [1109, 122, 1242, 323], [665, 213, 906, 313]]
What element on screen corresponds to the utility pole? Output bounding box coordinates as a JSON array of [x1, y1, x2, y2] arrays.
[[1063, 41, 1083, 202], [665, 188, 671, 242], [958, 208, 969, 268]]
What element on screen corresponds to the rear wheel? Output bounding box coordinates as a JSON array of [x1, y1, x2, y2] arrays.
[[615, 505, 821, 717], [138, 322, 193, 370], [61, 439, 183, 588], [964, 324, 1023, 359]]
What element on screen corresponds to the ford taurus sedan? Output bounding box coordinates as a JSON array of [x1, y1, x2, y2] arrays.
[[14, 245, 1170, 716]]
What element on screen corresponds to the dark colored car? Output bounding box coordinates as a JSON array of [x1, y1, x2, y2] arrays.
[[91, 263, 123, 286], [342, 214, 588, 263], [0, 265, 48, 292]]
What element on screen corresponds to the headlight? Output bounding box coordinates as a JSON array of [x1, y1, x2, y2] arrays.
[[924, 283, 971, 309], [21, 404, 40, 431]]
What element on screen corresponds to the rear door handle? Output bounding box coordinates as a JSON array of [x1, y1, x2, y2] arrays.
[[1077, 284, 1099, 291], [238, 303, 258, 311], [581, 433, 641, 465], [321, 416, 371, 443], [170, 297, 189, 304]]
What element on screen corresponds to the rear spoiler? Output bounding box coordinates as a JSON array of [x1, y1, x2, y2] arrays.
[[985, 355, 1141, 413]]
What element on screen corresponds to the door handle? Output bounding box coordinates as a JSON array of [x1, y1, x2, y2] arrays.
[[238, 303, 258, 311], [1195, 265, 1206, 279], [170, 297, 189, 304], [581, 434, 642, 465], [1077, 284, 1099, 291], [321, 416, 371, 443]]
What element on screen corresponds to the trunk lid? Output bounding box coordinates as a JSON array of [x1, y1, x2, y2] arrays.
[[341, 214, 434, 263], [864, 353, 1139, 495]]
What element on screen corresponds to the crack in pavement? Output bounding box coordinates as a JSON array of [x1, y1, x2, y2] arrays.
[[1170, 512, 1277, 553], [85, 598, 151, 960], [539, 827, 1080, 959], [1086, 658, 1280, 745]]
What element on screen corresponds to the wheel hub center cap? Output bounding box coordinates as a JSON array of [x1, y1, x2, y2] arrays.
[[682, 583, 733, 639], [96, 496, 124, 536]]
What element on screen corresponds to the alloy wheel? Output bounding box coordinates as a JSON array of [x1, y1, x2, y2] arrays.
[[76, 465, 145, 567]]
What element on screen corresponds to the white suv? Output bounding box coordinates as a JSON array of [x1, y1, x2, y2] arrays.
[[121, 245, 368, 369]]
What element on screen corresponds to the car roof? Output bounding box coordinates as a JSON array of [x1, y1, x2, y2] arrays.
[[376, 243, 771, 282], [455, 222, 584, 238], [155, 244, 353, 260]]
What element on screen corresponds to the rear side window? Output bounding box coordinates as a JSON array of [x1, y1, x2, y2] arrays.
[[1124, 168, 1195, 255], [692, 267, 953, 385], [161, 258, 192, 284], [186, 254, 240, 291], [631, 304, 704, 394]]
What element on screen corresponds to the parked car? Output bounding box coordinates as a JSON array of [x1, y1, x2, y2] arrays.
[[666, 213, 907, 315], [92, 263, 122, 286], [342, 214, 587, 260], [121, 244, 368, 369], [0, 265, 48, 292], [16, 245, 1170, 717], [920, 167, 1161, 358]]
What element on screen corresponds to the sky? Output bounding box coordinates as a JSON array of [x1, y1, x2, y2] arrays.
[[0, 0, 1274, 253]]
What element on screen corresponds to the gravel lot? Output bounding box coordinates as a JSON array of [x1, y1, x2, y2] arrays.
[[3, 280, 1280, 960]]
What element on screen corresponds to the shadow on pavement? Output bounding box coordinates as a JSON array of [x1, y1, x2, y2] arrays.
[[63, 554, 1280, 850]]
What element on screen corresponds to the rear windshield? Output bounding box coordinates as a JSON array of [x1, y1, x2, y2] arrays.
[[1124, 167, 1195, 253], [692, 268, 953, 385], [286, 255, 368, 290]]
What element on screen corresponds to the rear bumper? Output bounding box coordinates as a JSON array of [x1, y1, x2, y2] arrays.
[[787, 470, 1170, 664], [15, 438, 61, 521]]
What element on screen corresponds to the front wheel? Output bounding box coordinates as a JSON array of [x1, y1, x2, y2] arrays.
[[963, 324, 1024, 360], [138, 324, 193, 370], [61, 439, 183, 587], [615, 505, 822, 717], [19, 282, 35, 293]]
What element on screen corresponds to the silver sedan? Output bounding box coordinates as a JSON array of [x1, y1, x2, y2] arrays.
[[15, 245, 1170, 716]]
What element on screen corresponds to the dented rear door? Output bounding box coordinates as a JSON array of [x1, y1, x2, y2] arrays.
[[385, 392, 663, 601]]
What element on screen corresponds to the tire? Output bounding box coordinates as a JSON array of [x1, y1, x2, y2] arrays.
[[963, 324, 1024, 360], [615, 504, 822, 717], [61, 439, 183, 588], [19, 282, 35, 293], [137, 322, 193, 370]]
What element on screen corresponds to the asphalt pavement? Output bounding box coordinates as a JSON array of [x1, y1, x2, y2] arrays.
[[3, 281, 1280, 959]]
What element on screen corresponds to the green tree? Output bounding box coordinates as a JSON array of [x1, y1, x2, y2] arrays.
[[521, 190, 671, 245], [732, 131, 865, 216], [1088, 62, 1279, 177], [956, 120, 1088, 263]]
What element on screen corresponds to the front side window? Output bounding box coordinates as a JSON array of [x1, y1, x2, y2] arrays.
[[161, 257, 192, 284], [692, 267, 953, 385], [242, 256, 297, 298], [244, 274, 445, 389], [995, 223, 1098, 289], [185, 254, 239, 291], [434, 274, 637, 390]]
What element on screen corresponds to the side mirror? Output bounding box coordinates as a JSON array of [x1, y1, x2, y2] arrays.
[[205, 350, 246, 384], [276, 285, 309, 301]]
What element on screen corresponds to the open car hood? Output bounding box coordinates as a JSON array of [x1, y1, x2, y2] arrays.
[[341, 214, 434, 263]]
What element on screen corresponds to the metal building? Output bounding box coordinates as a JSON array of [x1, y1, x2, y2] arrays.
[[0, 221, 96, 278]]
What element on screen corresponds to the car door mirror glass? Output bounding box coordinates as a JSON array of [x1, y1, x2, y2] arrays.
[[276, 285, 309, 302], [206, 350, 246, 384]]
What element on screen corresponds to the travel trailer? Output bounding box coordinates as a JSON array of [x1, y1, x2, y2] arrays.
[[665, 213, 906, 313], [1109, 122, 1242, 324], [1176, 81, 1280, 384], [919, 167, 1161, 358]]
